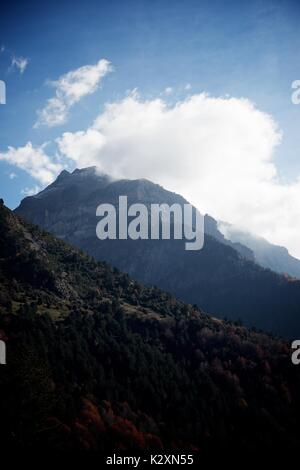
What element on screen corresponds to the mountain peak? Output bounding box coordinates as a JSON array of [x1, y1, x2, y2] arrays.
[[72, 166, 98, 175], [56, 169, 70, 181]]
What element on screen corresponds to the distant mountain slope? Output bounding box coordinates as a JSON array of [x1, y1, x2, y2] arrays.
[[219, 222, 300, 279], [1, 201, 300, 455], [204, 213, 255, 261], [15, 167, 300, 337]]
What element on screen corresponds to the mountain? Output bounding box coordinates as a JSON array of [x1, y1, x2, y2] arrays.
[[15, 167, 300, 338], [204, 213, 255, 261], [1, 201, 300, 457], [14, 167, 300, 337], [218, 222, 300, 279]]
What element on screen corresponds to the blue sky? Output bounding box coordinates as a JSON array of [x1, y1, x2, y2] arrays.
[[1, 0, 300, 255]]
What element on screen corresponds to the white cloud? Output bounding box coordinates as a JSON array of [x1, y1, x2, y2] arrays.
[[0, 142, 63, 185], [164, 87, 173, 95], [11, 56, 28, 74], [57, 129, 105, 167], [35, 58, 112, 128], [4, 89, 300, 258], [56, 92, 300, 259], [21, 185, 41, 196]]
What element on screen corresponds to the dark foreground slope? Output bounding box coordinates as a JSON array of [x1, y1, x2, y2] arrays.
[[1, 201, 300, 457], [16, 167, 300, 337]]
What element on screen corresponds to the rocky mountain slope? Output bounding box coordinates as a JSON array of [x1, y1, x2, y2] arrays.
[[219, 222, 300, 279], [15, 167, 300, 338]]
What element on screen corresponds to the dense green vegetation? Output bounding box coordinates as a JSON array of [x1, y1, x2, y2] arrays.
[[1, 202, 300, 456]]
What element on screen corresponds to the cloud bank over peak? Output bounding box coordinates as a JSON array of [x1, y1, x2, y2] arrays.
[[58, 93, 281, 187], [34, 58, 112, 128], [3, 89, 300, 258], [56, 92, 300, 258]]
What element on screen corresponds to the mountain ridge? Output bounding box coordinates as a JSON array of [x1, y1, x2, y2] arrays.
[[15, 168, 300, 338], [219, 221, 300, 279]]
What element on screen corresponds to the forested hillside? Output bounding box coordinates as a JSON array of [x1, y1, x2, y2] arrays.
[[1, 201, 300, 457]]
